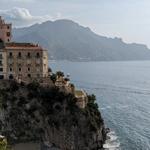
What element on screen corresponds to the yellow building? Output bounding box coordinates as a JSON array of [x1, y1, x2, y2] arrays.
[[0, 16, 48, 81], [75, 90, 88, 109]]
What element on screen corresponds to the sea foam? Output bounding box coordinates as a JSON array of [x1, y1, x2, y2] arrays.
[[103, 130, 121, 150]]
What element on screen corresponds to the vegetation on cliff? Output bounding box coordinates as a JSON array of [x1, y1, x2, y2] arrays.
[[0, 80, 106, 150]]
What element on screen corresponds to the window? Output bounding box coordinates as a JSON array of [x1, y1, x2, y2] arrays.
[[9, 52, 12, 57], [28, 67, 30, 71], [9, 74, 13, 80], [7, 32, 10, 37], [27, 74, 31, 78], [36, 52, 40, 58], [8, 39, 10, 42], [0, 75, 4, 79], [0, 68, 3, 71], [0, 54, 2, 59], [18, 52, 21, 58], [19, 68, 21, 72], [7, 26, 10, 29], [10, 68, 12, 72], [27, 52, 31, 57], [0, 60, 2, 66]]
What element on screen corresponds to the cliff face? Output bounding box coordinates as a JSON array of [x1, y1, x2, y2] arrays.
[[0, 80, 106, 150]]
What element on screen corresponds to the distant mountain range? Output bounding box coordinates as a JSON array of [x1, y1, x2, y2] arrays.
[[13, 19, 150, 61]]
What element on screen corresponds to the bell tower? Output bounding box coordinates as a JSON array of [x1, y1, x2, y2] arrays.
[[0, 16, 12, 43]]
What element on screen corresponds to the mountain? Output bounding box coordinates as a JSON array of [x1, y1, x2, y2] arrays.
[[13, 19, 150, 61]]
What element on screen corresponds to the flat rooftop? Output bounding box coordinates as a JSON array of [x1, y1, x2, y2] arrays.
[[4, 42, 46, 50]]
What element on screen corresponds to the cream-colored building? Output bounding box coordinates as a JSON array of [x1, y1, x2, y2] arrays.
[[75, 90, 88, 109], [0, 16, 48, 80]]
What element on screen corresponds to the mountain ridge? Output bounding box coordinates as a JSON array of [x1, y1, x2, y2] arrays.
[[12, 19, 150, 61]]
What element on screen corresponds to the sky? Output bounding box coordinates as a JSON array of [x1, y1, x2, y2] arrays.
[[0, 0, 150, 47]]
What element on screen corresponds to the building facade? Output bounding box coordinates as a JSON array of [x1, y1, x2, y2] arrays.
[[0, 16, 48, 81], [0, 42, 7, 79]]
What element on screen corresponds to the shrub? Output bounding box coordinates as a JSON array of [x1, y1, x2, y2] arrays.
[[88, 94, 96, 104], [9, 81, 19, 92], [56, 71, 64, 77], [50, 73, 57, 83], [27, 81, 39, 91]]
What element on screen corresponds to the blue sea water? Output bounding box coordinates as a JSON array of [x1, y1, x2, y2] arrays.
[[50, 61, 150, 150]]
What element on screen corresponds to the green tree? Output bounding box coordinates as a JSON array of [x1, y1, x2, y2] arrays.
[[50, 73, 57, 83], [56, 71, 64, 77], [88, 94, 96, 104]]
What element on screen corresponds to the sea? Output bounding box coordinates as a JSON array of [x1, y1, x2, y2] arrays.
[[50, 60, 150, 150]]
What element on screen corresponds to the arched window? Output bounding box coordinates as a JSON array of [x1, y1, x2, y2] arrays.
[[27, 74, 31, 78], [9, 74, 13, 80], [18, 52, 21, 58], [36, 52, 40, 58], [27, 52, 31, 58], [19, 68, 21, 72], [0, 39, 3, 43]]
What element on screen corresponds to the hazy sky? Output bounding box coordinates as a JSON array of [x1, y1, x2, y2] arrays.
[[0, 0, 150, 47]]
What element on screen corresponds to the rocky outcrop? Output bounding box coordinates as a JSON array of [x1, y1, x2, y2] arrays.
[[0, 80, 106, 150]]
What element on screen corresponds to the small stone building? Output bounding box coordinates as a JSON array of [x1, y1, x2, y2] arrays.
[[75, 90, 88, 109]]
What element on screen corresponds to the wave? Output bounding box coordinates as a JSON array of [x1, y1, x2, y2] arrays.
[[101, 106, 112, 110], [103, 131, 121, 150]]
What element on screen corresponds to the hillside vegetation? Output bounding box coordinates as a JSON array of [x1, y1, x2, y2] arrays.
[[0, 80, 106, 150]]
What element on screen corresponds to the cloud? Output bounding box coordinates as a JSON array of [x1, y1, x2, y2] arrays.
[[0, 7, 63, 27]]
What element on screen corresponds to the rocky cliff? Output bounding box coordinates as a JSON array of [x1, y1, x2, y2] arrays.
[[0, 80, 106, 150]]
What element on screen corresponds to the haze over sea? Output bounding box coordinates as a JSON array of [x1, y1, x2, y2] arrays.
[[50, 60, 150, 150]]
